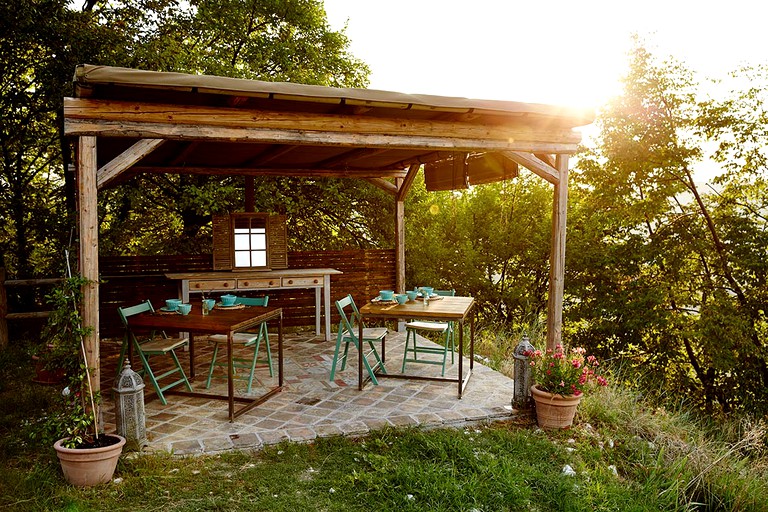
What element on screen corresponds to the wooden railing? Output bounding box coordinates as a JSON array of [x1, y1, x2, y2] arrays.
[[1, 249, 396, 346]]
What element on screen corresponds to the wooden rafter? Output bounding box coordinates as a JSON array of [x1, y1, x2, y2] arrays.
[[365, 177, 398, 194]]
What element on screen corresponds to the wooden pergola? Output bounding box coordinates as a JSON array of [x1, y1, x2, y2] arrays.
[[64, 64, 594, 394]]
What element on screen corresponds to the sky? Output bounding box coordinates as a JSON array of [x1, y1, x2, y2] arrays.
[[322, 0, 767, 111]]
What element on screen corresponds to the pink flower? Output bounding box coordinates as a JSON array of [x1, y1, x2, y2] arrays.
[[571, 359, 582, 369], [597, 376, 608, 386]]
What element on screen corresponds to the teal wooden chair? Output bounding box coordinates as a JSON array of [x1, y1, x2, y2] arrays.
[[205, 296, 272, 393], [117, 300, 192, 405], [329, 294, 387, 384], [402, 288, 456, 376]]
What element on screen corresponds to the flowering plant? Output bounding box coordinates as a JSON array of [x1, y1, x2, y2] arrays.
[[527, 344, 607, 396]]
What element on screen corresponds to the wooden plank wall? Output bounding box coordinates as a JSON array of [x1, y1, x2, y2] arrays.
[[98, 250, 395, 336]]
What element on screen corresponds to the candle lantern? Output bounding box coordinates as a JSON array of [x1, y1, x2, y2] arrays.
[[112, 358, 147, 451]]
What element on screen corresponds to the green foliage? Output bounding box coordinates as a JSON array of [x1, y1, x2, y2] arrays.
[[405, 173, 553, 327], [566, 40, 768, 415]]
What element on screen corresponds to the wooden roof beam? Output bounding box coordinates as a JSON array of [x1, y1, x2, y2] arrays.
[[396, 164, 421, 201], [315, 147, 390, 168], [500, 151, 559, 185], [97, 138, 165, 189], [131, 166, 408, 179], [366, 178, 398, 195], [64, 98, 583, 146]]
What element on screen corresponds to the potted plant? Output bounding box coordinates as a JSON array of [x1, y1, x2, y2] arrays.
[[44, 274, 125, 486], [527, 344, 607, 429]]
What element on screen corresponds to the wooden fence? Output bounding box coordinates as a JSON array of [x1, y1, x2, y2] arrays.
[[1, 249, 396, 345]]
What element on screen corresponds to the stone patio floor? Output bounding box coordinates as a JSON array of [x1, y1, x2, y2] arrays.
[[100, 329, 520, 455]]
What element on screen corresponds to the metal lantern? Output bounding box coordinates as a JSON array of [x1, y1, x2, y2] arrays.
[[112, 358, 147, 451], [512, 335, 534, 409]]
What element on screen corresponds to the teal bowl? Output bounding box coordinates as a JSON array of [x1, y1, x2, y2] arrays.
[[165, 299, 182, 311], [220, 294, 237, 306], [177, 303, 192, 315], [395, 294, 408, 305], [379, 290, 394, 301], [406, 291, 418, 301]]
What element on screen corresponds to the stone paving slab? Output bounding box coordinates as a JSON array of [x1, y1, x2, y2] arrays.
[[100, 329, 519, 455]]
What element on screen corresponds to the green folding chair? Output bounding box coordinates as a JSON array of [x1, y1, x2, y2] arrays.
[[402, 288, 456, 376], [329, 294, 387, 384], [205, 296, 272, 393], [117, 300, 192, 405]]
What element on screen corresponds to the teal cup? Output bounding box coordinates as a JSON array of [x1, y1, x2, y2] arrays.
[[165, 299, 182, 311], [177, 303, 192, 315], [406, 290, 418, 301], [220, 294, 237, 306], [203, 299, 216, 311], [395, 294, 408, 305], [379, 290, 394, 301]]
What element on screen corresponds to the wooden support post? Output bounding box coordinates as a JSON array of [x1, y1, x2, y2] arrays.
[[395, 178, 405, 294], [244, 176, 255, 212], [77, 136, 101, 396], [546, 154, 569, 350], [0, 267, 8, 349]]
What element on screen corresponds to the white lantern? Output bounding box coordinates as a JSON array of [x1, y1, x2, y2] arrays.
[[112, 359, 147, 451]]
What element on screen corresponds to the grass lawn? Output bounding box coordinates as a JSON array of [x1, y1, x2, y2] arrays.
[[1, 345, 766, 511]]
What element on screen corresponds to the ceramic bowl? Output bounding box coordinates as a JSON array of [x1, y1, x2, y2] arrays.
[[165, 299, 182, 311], [220, 294, 237, 306], [406, 290, 418, 301], [177, 303, 192, 315], [379, 290, 395, 301], [395, 294, 408, 305]]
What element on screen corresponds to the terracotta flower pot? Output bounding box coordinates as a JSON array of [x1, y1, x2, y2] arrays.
[[531, 384, 582, 429], [54, 434, 125, 487]]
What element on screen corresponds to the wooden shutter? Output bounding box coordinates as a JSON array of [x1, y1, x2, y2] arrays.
[[466, 153, 519, 186], [212, 215, 232, 270], [268, 214, 288, 269], [424, 153, 469, 191]]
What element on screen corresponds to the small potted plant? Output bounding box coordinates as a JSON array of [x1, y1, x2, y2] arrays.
[[44, 274, 125, 486], [527, 344, 608, 429]]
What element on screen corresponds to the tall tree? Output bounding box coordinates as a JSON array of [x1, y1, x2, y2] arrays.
[[569, 42, 768, 413]]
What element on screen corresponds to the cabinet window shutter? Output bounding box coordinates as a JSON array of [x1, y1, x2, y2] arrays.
[[212, 215, 232, 270], [268, 214, 288, 269]]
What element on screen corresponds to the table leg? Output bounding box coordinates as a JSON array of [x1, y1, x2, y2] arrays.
[[227, 331, 234, 422], [278, 311, 284, 386], [323, 275, 332, 341], [358, 320, 364, 391], [315, 287, 321, 337], [458, 319, 464, 398]]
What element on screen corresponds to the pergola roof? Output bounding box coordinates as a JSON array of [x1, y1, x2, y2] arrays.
[[66, 64, 594, 191]]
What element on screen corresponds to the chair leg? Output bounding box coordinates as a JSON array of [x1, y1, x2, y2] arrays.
[[261, 324, 273, 377], [402, 329, 412, 372], [329, 331, 345, 381], [168, 350, 193, 392], [135, 349, 168, 406], [206, 342, 220, 389]]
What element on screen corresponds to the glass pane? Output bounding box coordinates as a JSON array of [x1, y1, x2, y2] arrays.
[[234, 251, 251, 267], [252, 250, 267, 267], [251, 233, 266, 250], [234, 233, 250, 250]]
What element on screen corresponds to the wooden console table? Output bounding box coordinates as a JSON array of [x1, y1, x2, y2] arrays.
[[166, 268, 341, 341]]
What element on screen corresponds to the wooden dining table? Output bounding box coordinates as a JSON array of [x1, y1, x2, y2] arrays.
[[358, 296, 475, 397], [125, 304, 283, 421]]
